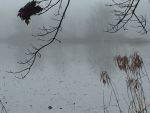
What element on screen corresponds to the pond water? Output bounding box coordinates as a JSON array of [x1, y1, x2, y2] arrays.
[[0, 0, 150, 113]]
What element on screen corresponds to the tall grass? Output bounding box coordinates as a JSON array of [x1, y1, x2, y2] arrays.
[[100, 52, 150, 113]]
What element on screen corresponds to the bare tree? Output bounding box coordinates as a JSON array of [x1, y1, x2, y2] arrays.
[[106, 0, 149, 34]]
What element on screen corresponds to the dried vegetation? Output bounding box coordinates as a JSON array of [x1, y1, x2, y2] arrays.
[[100, 52, 150, 113]]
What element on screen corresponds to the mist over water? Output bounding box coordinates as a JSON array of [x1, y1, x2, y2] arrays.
[[0, 0, 150, 113]]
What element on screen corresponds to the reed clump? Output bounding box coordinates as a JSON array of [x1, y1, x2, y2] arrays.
[[100, 52, 150, 113]]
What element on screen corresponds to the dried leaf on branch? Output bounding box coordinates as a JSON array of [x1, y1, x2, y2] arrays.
[[17, 0, 43, 25]]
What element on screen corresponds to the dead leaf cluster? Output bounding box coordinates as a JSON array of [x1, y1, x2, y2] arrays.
[[18, 0, 43, 25]]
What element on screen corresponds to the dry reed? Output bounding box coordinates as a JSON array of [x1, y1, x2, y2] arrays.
[[100, 52, 150, 113]]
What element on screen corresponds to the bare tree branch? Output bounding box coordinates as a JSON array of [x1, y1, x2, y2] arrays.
[[9, 0, 71, 79], [106, 0, 148, 34]]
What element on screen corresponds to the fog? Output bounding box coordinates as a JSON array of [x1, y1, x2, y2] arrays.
[[0, 0, 150, 113]]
